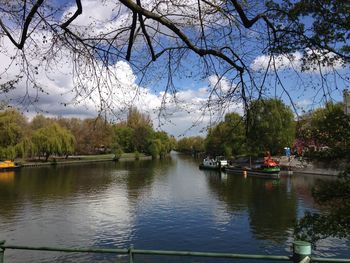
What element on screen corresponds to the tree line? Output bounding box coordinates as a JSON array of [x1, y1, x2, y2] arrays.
[[0, 107, 176, 161], [177, 99, 350, 159]]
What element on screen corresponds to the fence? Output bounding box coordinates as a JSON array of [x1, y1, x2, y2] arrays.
[[1, 240, 350, 263]]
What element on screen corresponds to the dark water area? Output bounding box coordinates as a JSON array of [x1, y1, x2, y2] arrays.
[[0, 152, 349, 262]]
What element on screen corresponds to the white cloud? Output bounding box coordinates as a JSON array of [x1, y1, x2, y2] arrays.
[[250, 52, 302, 72], [250, 50, 344, 73], [0, 33, 243, 137]]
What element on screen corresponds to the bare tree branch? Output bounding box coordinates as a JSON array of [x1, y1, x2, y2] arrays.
[[0, 0, 44, 49], [60, 0, 82, 29], [119, 0, 244, 73]]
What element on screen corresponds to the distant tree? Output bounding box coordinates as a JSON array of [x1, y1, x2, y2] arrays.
[[78, 117, 113, 154], [152, 131, 175, 158], [177, 136, 205, 154], [0, 108, 27, 159], [132, 125, 154, 153], [247, 99, 295, 155], [312, 103, 350, 149], [148, 139, 162, 159], [297, 103, 350, 159], [112, 124, 135, 153], [205, 112, 246, 157], [15, 137, 35, 159], [110, 142, 124, 160], [127, 107, 152, 130], [32, 123, 75, 161], [30, 114, 53, 131]]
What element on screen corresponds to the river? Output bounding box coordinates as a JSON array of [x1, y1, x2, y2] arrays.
[[0, 152, 349, 262]]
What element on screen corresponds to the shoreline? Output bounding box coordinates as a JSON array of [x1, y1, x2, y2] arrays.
[[17, 154, 152, 169]]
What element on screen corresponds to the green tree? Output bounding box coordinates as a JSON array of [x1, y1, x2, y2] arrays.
[[112, 124, 135, 153], [295, 168, 350, 245], [0, 109, 27, 159], [148, 139, 162, 159], [32, 123, 75, 161], [297, 103, 350, 159], [205, 112, 246, 157], [177, 136, 205, 154], [247, 99, 295, 155]]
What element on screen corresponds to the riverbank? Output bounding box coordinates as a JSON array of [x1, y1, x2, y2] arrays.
[[17, 153, 152, 168], [277, 155, 341, 176]]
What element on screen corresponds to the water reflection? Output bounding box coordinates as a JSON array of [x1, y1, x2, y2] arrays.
[[0, 154, 349, 262], [204, 171, 298, 243]]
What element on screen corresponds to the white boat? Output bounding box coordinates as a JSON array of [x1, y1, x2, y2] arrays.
[[199, 156, 228, 171]]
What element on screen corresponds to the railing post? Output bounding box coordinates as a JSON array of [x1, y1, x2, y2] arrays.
[[293, 241, 311, 263], [128, 245, 134, 263], [0, 240, 5, 263]]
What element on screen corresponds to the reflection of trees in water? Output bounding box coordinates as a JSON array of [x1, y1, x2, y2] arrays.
[[205, 172, 298, 243], [0, 163, 116, 220], [0, 159, 175, 221], [116, 157, 174, 202]]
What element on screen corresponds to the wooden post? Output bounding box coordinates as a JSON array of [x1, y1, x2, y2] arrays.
[[293, 241, 311, 263]]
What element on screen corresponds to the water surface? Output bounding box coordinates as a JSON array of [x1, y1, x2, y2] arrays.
[[0, 153, 349, 262]]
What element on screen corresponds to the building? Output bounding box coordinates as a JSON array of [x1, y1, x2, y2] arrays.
[[344, 89, 350, 116]]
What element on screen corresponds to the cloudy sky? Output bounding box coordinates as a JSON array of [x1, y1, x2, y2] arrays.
[[0, 0, 349, 137]]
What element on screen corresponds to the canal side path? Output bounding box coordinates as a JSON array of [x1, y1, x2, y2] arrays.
[[17, 153, 152, 168], [277, 155, 341, 176]]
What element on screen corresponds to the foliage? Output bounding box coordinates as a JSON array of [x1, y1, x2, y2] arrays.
[[268, 0, 350, 65], [247, 99, 295, 155], [112, 125, 135, 153], [205, 112, 246, 157], [0, 108, 28, 159], [176, 136, 205, 154], [110, 142, 124, 160], [0, 109, 27, 147], [1, 0, 348, 119], [297, 103, 350, 160], [294, 168, 350, 245], [32, 123, 75, 161]]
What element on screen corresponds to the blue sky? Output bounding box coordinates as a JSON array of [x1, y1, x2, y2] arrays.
[[0, 0, 349, 137]]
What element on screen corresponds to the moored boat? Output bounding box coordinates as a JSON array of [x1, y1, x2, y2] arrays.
[[226, 152, 280, 179], [199, 156, 228, 171], [225, 166, 280, 179], [0, 160, 20, 171]]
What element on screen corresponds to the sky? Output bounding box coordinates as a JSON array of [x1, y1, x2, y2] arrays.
[[0, 0, 349, 137]]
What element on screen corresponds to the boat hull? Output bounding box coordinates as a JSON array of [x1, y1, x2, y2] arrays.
[[225, 167, 280, 179], [0, 166, 20, 172], [199, 164, 222, 171]]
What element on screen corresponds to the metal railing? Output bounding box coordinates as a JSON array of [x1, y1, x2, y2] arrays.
[[1, 240, 350, 263]]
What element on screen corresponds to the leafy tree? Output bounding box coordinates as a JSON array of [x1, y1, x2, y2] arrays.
[[247, 99, 295, 155], [268, 0, 350, 65], [127, 107, 152, 130], [176, 136, 205, 154], [112, 124, 135, 153], [0, 109, 27, 159], [297, 103, 350, 159], [110, 142, 124, 160], [77, 118, 113, 154], [205, 112, 246, 157], [148, 139, 162, 159], [15, 137, 35, 159], [30, 114, 53, 131], [295, 168, 350, 245], [32, 123, 75, 161]]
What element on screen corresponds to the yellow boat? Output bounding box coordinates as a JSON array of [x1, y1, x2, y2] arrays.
[[0, 160, 20, 171]]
